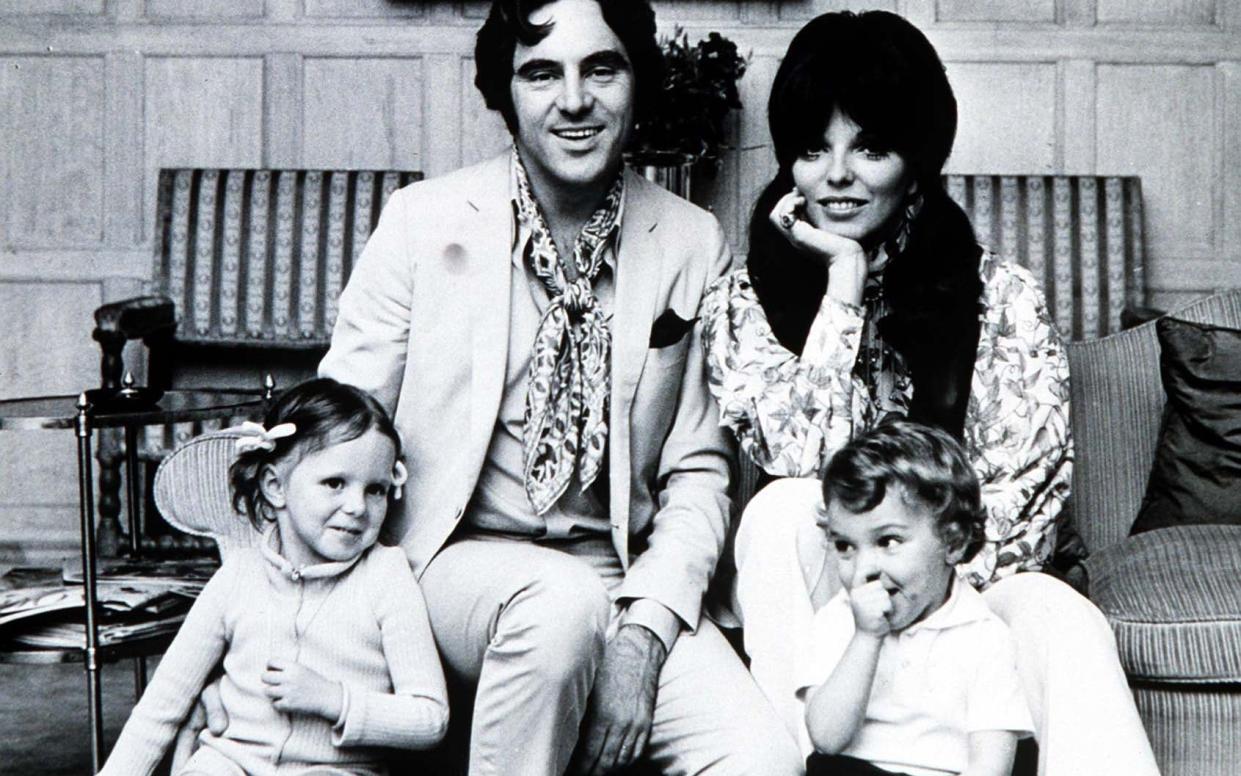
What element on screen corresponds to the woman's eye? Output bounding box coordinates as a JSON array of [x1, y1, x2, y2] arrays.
[[833, 541, 853, 555], [855, 143, 890, 160], [878, 535, 902, 549], [800, 148, 824, 161], [365, 484, 388, 497], [323, 477, 344, 490], [587, 66, 617, 81]]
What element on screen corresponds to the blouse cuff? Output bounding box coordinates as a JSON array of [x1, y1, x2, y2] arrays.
[[801, 294, 865, 366]]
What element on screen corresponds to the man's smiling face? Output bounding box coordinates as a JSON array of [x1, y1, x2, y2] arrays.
[[509, 0, 635, 200]]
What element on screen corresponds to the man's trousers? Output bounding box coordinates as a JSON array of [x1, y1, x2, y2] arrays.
[[419, 534, 803, 776]]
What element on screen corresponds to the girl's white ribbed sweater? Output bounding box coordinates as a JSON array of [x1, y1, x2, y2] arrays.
[[99, 533, 448, 776]]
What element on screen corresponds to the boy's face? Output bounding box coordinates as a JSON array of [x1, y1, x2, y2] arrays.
[[821, 486, 965, 632]]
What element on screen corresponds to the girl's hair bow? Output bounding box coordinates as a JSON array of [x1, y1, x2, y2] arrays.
[[234, 421, 297, 454], [392, 460, 409, 500]]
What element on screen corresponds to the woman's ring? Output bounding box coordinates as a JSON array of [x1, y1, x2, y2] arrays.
[[779, 212, 795, 229]]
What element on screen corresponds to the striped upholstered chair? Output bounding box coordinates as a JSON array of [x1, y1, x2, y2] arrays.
[[90, 168, 421, 552], [102, 168, 423, 389], [1068, 290, 1241, 776]]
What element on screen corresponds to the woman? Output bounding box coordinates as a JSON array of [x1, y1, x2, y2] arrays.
[[701, 11, 1159, 775]]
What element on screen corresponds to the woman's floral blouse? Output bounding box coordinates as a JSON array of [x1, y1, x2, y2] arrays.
[[701, 253, 1073, 588]]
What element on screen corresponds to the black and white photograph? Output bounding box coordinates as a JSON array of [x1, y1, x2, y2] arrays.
[[0, 1, 1237, 774]]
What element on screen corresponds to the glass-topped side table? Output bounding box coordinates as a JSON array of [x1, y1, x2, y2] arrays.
[[0, 388, 264, 773]]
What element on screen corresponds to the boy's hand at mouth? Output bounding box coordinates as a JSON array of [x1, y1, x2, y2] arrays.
[[849, 580, 894, 637]]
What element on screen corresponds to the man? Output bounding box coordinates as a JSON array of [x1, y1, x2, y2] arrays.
[[320, 1, 801, 773]]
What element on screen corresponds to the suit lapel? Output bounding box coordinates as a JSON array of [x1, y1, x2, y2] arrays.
[[613, 171, 663, 415], [464, 158, 514, 480], [609, 172, 663, 566]]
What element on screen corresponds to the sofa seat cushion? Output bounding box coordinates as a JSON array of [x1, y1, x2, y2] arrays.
[[1086, 524, 1241, 683]]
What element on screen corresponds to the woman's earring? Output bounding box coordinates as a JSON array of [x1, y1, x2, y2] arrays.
[[890, 191, 924, 255]]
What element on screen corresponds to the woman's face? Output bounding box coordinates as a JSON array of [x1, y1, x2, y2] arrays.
[[791, 107, 914, 247]]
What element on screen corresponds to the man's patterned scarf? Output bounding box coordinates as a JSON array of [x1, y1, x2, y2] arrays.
[[513, 152, 624, 514]]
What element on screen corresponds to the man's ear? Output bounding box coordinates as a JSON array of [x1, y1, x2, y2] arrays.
[[259, 465, 287, 509]]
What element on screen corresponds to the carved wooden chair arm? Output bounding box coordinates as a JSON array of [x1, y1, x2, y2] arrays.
[[91, 295, 176, 390]]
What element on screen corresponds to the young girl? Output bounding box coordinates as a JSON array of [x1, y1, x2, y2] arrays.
[[799, 419, 1032, 776], [100, 377, 449, 776]]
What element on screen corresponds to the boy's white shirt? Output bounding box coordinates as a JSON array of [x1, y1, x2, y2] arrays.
[[796, 575, 1033, 776]]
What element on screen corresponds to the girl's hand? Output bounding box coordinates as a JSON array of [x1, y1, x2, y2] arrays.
[[769, 190, 868, 307], [262, 658, 344, 721], [848, 580, 893, 637]]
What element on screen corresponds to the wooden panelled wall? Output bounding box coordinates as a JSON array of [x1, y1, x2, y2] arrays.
[[2, 0, 1240, 563]]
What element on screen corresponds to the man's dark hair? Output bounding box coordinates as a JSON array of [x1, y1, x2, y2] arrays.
[[473, 0, 663, 135]]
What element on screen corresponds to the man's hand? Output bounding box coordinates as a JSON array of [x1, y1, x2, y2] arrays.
[[849, 580, 893, 637], [171, 671, 227, 772], [261, 658, 344, 721], [572, 624, 667, 775]]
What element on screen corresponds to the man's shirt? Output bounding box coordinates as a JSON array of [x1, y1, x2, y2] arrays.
[[461, 155, 679, 649]]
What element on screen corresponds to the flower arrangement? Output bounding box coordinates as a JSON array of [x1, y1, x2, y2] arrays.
[[632, 29, 748, 172]]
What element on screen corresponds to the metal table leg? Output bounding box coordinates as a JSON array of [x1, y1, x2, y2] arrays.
[[75, 395, 104, 773], [124, 424, 141, 556], [124, 424, 149, 698]]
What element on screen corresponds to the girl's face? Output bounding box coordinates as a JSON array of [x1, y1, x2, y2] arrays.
[[791, 107, 915, 247], [265, 428, 397, 567]]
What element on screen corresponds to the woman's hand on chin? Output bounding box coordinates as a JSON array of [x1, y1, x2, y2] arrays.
[[770, 190, 868, 307]]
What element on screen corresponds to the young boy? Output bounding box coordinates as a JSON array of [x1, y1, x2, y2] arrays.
[[799, 418, 1033, 776]]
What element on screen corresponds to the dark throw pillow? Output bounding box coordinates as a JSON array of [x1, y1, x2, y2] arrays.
[[1131, 316, 1241, 535]]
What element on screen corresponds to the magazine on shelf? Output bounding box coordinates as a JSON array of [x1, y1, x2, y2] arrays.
[[5, 613, 186, 648], [60, 556, 217, 589], [0, 586, 83, 628], [0, 579, 198, 649]]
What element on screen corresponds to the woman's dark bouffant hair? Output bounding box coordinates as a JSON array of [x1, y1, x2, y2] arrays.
[[229, 378, 402, 530], [473, 0, 663, 136], [822, 417, 986, 563], [748, 11, 984, 437]]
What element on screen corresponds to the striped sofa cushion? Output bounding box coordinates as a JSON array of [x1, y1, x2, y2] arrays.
[[1085, 524, 1241, 683]]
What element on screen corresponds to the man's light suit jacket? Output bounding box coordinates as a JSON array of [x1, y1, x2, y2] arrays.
[[320, 153, 735, 631]]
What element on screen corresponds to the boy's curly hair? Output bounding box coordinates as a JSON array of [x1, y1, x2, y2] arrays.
[[821, 416, 986, 562]]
